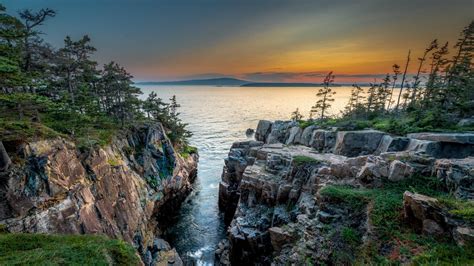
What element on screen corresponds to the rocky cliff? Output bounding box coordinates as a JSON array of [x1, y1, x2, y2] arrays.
[[0, 123, 198, 265], [217, 120, 474, 264]]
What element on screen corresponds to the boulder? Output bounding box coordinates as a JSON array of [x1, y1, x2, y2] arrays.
[[266, 121, 297, 144], [403, 191, 447, 236], [285, 127, 302, 145], [374, 135, 410, 155], [255, 120, 272, 142], [334, 130, 386, 157], [388, 160, 414, 181], [407, 133, 474, 158], [453, 226, 474, 246], [299, 125, 316, 146], [433, 157, 474, 199], [310, 129, 336, 153]]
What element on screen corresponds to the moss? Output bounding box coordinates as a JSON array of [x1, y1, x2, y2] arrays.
[[107, 157, 121, 167], [0, 233, 140, 265], [292, 155, 320, 166]]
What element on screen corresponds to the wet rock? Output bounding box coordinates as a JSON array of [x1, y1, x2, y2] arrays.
[[334, 130, 386, 157], [246, 128, 255, 137]]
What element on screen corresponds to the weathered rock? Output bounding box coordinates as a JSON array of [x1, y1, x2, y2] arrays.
[[286, 127, 303, 145], [374, 135, 410, 155], [453, 226, 474, 246], [434, 157, 474, 199], [310, 129, 336, 153], [269, 227, 294, 252], [297, 125, 315, 147], [407, 132, 474, 145], [457, 118, 474, 127], [334, 130, 386, 157], [407, 133, 474, 158], [388, 160, 414, 181], [0, 123, 198, 262], [0, 141, 11, 171], [403, 192, 447, 236], [266, 121, 297, 144], [255, 120, 273, 142]]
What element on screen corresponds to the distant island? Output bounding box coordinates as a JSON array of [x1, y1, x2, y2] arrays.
[[136, 78, 356, 87], [136, 77, 249, 86]]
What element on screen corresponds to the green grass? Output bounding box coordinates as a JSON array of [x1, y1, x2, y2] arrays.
[[292, 155, 320, 166], [320, 175, 474, 264], [439, 197, 474, 223], [341, 227, 361, 247], [179, 145, 198, 159], [0, 233, 140, 265]]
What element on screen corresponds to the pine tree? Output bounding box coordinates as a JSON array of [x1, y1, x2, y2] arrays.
[[310, 71, 336, 120], [290, 108, 303, 121], [410, 40, 438, 105], [386, 64, 401, 110], [395, 50, 411, 111]]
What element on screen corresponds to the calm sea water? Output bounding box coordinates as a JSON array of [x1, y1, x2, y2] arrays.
[[136, 85, 372, 265]]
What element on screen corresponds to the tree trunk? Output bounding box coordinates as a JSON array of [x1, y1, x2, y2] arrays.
[[396, 50, 411, 111]]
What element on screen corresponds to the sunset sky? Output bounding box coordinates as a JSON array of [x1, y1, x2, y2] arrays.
[[3, 0, 473, 83]]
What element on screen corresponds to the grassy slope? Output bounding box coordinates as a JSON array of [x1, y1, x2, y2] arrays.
[[319, 176, 474, 264], [0, 233, 140, 265]]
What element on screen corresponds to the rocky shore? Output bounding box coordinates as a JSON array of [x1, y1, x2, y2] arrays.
[[217, 120, 474, 264], [0, 123, 198, 266]]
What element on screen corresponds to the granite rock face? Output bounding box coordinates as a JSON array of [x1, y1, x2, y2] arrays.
[[0, 123, 198, 265], [217, 120, 474, 264]]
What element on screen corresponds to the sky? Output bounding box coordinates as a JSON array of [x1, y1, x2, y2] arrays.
[[3, 0, 473, 83]]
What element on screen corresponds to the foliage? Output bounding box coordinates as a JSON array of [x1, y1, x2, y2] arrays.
[[0, 5, 191, 147], [179, 145, 198, 159], [292, 155, 320, 166], [310, 71, 336, 120], [0, 233, 140, 265], [321, 176, 474, 264]]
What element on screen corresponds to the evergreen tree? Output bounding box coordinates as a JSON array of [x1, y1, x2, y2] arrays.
[[386, 64, 401, 110], [310, 71, 336, 120], [290, 108, 303, 121]]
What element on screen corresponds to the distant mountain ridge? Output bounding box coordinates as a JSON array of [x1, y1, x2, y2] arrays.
[[136, 77, 368, 87], [136, 77, 249, 86]]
